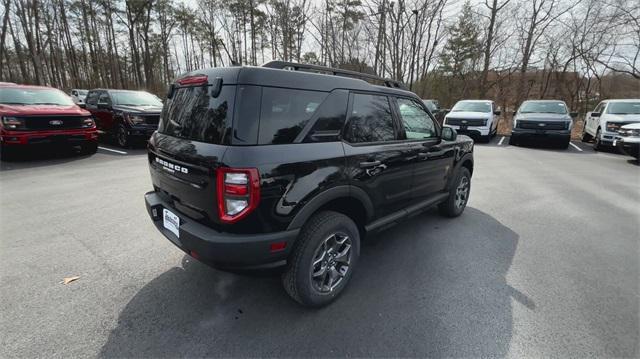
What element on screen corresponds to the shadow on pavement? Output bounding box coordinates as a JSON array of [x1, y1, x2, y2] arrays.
[[0, 147, 94, 171], [100, 207, 527, 358]]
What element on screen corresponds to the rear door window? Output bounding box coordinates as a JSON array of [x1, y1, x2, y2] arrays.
[[258, 88, 328, 144], [158, 85, 235, 145], [344, 93, 396, 143]]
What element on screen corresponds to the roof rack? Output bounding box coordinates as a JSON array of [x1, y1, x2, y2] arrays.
[[262, 61, 407, 90]]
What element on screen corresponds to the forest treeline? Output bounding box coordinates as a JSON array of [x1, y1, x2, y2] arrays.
[[0, 0, 638, 110]]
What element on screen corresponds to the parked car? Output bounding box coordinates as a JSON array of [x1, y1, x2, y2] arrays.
[[144, 61, 474, 307], [510, 100, 577, 148], [614, 123, 640, 161], [70, 89, 89, 108], [85, 89, 162, 147], [443, 100, 500, 142], [582, 99, 640, 151], [422, 99, 445, 124], [0, 84, 97, 160]]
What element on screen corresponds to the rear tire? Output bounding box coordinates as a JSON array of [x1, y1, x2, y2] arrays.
[[581, 127, 592, 142], [282, 211, 360, 307], [593, 128, 602, 151], [439, 167, 471, 217]]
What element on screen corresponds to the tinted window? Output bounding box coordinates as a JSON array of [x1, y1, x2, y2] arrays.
[[86, 91, 98, 106], [344, 93, 396, 143], [158, 85, 235, 145], [258, 88, 328, 144], [98, 92, 111, 104], [397, 98, 437, 139], [304, 90, 348, 143]]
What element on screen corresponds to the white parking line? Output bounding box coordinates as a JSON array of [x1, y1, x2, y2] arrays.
[[569, 142, 583, 152], [498, 136, 506, 146], [98, 146, 127, 155]]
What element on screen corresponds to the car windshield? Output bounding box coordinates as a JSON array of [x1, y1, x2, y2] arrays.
[[110, 91, 162, 106], [519, 101, 567, 114], [77, 90, 88, 96], [451, 101, 491, 113], [606, 102, 640, 115], [0, 87, 75, 106]]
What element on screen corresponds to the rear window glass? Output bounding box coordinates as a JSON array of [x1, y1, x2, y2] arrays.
[[158, 85, 235, 145], [258, 88, 328, 144], [344, 93, 396, 143]]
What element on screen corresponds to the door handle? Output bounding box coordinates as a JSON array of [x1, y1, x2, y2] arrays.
[[429, 145, 443, 152], [360, 160, 382, 168]]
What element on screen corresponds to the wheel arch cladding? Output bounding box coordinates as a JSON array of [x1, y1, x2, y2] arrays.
[[287, 185, 373, 233], [461, 158, 473, 176]]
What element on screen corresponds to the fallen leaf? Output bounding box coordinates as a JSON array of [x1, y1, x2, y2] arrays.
[[61, 276, 80, 285]]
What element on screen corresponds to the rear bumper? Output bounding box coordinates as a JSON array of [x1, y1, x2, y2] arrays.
[[0, 128, 98, 146], [144, 191, 298, 270], [511, 129, 570, 140]]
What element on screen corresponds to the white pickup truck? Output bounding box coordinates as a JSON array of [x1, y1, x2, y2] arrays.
[[582, 99, 640, 150]]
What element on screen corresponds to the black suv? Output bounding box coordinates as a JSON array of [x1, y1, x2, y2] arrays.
[[144, 62, 474, 306], [85, 89, 163, 147]]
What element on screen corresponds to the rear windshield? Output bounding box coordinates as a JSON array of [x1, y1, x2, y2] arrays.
[[158, 85, 235, 144]]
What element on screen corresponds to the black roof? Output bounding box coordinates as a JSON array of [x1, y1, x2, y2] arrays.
[[178, 65, 417, 98]]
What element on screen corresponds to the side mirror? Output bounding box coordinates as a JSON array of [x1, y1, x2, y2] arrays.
[[512, 111, 517, 116], [591, 112, 601, 117], [570, 111, 579, 118], [442, 126, 457, 141], [494, 110, 501, 116], [442, 109, 451, 114]]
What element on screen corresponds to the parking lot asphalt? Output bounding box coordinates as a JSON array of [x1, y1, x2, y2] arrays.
[[1, 138, 638, 358]]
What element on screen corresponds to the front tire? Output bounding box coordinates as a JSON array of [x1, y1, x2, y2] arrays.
[[115, 124, 129, 148], [282, 211, 360, 307], [439, 167, 471, 217], [509, 135, 518, 146]]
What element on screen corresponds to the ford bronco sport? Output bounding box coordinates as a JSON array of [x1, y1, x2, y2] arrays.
[[144, 61, 474, 307]]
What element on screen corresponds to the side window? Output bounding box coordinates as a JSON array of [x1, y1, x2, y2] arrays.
[[98, 92, 111, 105], [594, 102, 605, 114], [86, 91, 98, 106], [258, 88, 328, 144], [396, 98, 437, 140], [304, 90, 348, 143], [344, 93, 396, 143]]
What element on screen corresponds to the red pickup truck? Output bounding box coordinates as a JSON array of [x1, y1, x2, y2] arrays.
[[0, 83, 98, 160]]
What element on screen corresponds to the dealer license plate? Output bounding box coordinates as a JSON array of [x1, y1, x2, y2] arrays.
[[163, 209, 180, 238]]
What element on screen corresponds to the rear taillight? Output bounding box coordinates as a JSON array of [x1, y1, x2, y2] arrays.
[[216, 167, 260, 223]]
